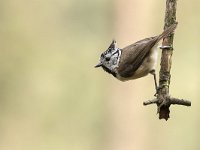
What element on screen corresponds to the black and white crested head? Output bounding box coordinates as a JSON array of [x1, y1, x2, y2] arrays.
[[95, 40, 121, 77]]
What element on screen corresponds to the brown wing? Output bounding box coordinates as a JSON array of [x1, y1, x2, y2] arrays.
[[117, 36, 159, 78], [117, 23, 177, 78]]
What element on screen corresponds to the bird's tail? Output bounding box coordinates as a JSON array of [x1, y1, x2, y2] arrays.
[[157, 22, 178, 41]]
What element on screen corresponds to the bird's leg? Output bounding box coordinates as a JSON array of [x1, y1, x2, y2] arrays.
[[150, 70, 158, 96]]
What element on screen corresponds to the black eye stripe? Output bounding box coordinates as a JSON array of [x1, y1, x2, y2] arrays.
[[112, 50, 118, 55]]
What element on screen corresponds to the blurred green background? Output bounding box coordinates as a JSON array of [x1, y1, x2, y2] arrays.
[[0, 0, 199, 150]]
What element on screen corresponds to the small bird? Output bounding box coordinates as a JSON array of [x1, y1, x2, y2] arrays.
[[95, 23, 177, 91]]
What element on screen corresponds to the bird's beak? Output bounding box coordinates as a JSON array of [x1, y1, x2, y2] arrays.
[[95, 62, 102, 68]]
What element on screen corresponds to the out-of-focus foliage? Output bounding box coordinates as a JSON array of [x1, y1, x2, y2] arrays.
[[0, 0, 111, 150], [0, 0, 199, 150]]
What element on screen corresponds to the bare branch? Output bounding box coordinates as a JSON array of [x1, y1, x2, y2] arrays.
[[143, 0, 191, 120], [143, 99, 158, 106], [170, 98, 191, 106]]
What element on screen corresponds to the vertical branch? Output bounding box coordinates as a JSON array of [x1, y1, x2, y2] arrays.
[[160, 0, 177, 92], [158, 0, 177, 119], [144, 0, 191, 120]]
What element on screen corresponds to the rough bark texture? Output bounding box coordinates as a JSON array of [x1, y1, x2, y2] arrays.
[[143, 0, 191, 120]]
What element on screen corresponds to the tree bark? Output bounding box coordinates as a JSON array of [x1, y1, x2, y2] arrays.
[[143, 0, 191, 120]]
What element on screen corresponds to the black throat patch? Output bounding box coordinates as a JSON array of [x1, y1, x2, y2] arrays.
[[101, 65, 116, 77]]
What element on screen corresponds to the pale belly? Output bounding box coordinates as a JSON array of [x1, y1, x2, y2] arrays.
[[116, 45, 158, 81]]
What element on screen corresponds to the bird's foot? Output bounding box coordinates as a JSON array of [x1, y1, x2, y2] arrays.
[[154, 86, 162, 97]]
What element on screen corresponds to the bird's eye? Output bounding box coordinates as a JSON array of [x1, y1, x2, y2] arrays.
[[105, 57, 110, 61]]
